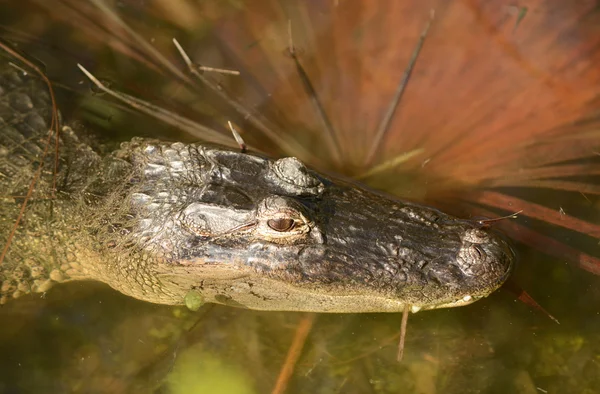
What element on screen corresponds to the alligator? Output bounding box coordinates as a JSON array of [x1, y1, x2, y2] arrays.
[[0, 57, 514, 313]]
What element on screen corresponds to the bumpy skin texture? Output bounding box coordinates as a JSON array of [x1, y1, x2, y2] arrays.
[[0, 60, 515, 312]]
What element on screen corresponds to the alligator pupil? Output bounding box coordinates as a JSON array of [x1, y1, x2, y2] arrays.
[[267, 218, 296, 232]]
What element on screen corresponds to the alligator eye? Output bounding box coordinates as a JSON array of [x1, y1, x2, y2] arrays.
[[267, 218, 296, 232]]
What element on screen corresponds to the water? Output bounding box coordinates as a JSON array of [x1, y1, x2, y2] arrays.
[[2, 258, 599, 393], [1, 1, 600, 393]]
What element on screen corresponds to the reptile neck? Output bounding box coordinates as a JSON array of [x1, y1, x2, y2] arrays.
[[0, 60, 131, 303]]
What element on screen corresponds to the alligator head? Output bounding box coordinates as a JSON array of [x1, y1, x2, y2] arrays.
[[95, 139, 514, 312]]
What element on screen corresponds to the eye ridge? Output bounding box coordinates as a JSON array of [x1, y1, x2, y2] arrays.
[[267, 218, 296, 232]]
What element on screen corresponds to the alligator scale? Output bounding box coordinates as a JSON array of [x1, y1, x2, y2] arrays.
[[0, 58, 514, 313]]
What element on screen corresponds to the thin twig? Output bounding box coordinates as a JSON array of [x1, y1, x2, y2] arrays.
[[364, 10, 435, 167], [475, 210, 523, 226], [7, 60, 61, 196], [89, 0, 192, 84], [77, 64, 230, 144], [397, 304, 410, 362], [502, 280, 560, 325], [197, 65, 240, 76], [354, 148, 424, 179], [0, 42, 60, 266], [271, 313, 316, 394], [286, 20, 343, 167], [227, 121, 247, 152], [173, 38, 318, 164]]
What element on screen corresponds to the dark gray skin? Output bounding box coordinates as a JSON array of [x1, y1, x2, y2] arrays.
[[0, 59, 514, 313]]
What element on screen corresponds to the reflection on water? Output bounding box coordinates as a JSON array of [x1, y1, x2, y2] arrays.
[[1, 1, 600, 393]]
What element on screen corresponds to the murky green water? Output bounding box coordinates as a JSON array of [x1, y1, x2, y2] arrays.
[[1, 1, 600, 393], [2, 250, 599, 393]]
